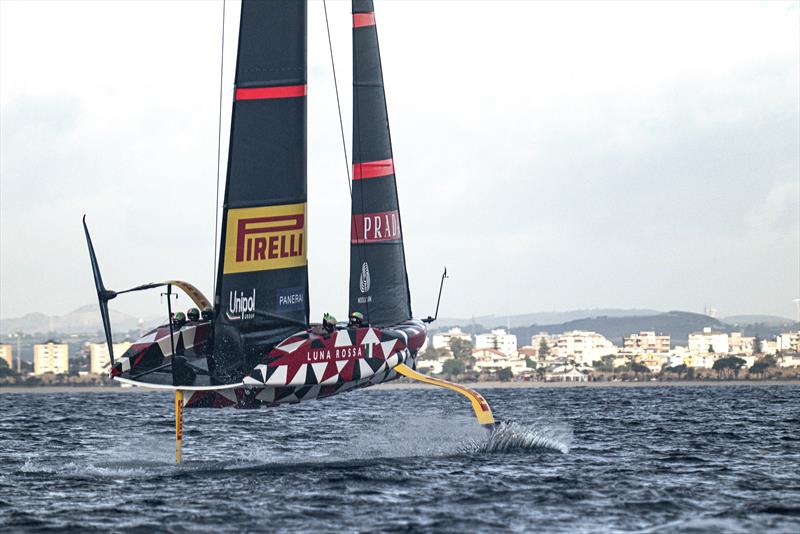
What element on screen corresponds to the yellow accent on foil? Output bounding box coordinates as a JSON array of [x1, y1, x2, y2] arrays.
[[223, 203, 307, 274], [394, 363, 495, 426], [175, 389, 183, 464]]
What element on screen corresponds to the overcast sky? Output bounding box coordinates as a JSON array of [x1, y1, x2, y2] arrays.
[[1, 0, 798, 323]]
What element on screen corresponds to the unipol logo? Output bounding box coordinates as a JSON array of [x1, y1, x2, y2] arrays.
[[360, 262, 371, 293], [223, 203, 307, 274], [351, 210, 402, 244], [227, 289, 256, 321]]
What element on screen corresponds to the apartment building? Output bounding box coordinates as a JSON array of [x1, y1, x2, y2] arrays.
[[623, 331, 670, 354], [688, 327, 729, 355], [0, 344, 12, 368], [728, 332, 755, 355], [431, 327, 472, 352], [555, 330, 617, 366], [475, 329, 518, 357], [33, 341, 69, 375]]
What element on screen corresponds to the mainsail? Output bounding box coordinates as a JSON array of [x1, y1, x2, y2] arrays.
[[212, 0, 309, 384], [349, 0, 412, 326]]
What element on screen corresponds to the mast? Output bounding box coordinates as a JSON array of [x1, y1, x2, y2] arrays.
[[212, 0, 309, 384], [349, 0, 412, 327]]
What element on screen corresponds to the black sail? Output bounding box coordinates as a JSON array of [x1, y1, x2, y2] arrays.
[[212, 0, 309, 384], [349, 0, 412, 327]]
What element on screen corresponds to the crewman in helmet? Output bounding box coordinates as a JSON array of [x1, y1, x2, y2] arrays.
[[187, 308, 200, 322], [322, 313, 337, 334], [172, 311, 187, 328], [349, 311, 364, 328], [201, 306, 213, 320]]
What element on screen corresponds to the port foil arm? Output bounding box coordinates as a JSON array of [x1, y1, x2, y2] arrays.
[[393, 363, 495, 426]]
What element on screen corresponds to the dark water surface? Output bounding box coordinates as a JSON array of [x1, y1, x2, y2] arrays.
[[1, 384, 798, 532]]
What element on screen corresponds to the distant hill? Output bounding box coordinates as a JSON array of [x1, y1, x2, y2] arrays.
[[435, 310, 798, 347], [0, 305, 151, 336], [722, 315, 795, 327], [435, 309, 662, 329], [508, 311, 725, 346]]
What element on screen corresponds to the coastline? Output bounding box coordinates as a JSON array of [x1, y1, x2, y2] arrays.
[[1, 379, 798, 394]]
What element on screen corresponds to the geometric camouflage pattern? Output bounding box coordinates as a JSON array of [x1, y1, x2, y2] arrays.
[[185, 319, 426, 408], [110, 322, 211, 378], [110, 317, 426, 410]]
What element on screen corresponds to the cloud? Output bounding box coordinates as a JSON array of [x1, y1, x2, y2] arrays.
[[748, 181, 800, 235], [1, 0, 798, 321]]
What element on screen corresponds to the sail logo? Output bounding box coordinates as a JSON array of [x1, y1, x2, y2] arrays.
[[351, 210, 402, 243], [359, 262, 371, 293], [223, 203, 307, 274], [276, 286, 305, 312], [226, 289, 256, 321]]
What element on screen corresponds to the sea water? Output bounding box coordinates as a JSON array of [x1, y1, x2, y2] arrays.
[[0, 384, 798, 532]]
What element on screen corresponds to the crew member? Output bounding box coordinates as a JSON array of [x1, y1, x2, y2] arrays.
[[187, 308, 200, 322], [201, 307, 213, 320], [172, 311, 187, 328], [322, 313, 337, 334], [348, 311, 364, 328]]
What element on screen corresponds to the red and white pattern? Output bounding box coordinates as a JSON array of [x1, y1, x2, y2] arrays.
[[112, 322, 211, 377], [184, 319, 426, 409]]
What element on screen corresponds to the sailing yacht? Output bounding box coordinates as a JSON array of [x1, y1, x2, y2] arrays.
[[84, 0, 494, 459]]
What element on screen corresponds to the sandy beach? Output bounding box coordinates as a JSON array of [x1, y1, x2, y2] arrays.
[[1, 379, 797, 394]]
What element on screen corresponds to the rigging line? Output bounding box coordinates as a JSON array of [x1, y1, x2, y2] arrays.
[[329, 0, 368, 321], [212, 0, 227, 298], [323, 0, 352, 196]]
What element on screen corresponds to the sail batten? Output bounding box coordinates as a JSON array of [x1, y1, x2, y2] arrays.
[[349, 0, 412, 327]]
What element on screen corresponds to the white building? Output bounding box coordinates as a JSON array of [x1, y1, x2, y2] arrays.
[[761, 340, 778, 356], [530, 332, 557, 357], [623, 331, 670, 354], [665, 353, 686, 368], [545, 368, 587, 382], [431, 327, 472, 352], [728, 332, 754, 355], [778, 354, 800, 367], [0, 344, 12, 368], [682, 353, 716, 369], [777, 331, 800, 353], [475, 329, 518, 357], [33, 341, 69, 375], [738, 355, 756, 368], [555, 330, 617, 366], [472, 348, 527, 375], [688, 327, 729, 355], [89, 342, 132, 375]]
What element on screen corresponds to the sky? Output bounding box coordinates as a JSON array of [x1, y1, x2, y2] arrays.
[[1, 0, 799, 323]]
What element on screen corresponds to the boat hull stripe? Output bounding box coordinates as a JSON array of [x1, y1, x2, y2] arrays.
[[235, 84, 307, 101], [353, 158, 394, 180]]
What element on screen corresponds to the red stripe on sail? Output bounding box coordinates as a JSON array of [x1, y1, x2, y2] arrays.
[[235, 85, 307, 101], [353, 159, 394, 180], [353, 12, 376, 28], [351, 210, 402, 243]]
